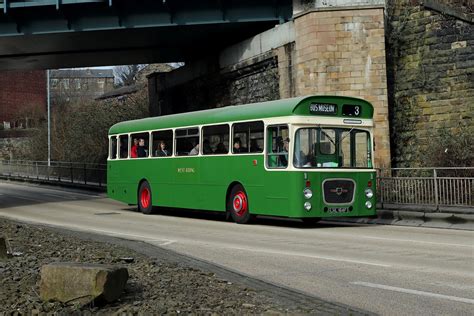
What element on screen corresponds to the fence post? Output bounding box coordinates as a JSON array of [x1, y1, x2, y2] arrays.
[[99, 168, 102, 187], [84, 163, 87, 185], [433, 168, 439, 211], [70, 163, 74, 184]]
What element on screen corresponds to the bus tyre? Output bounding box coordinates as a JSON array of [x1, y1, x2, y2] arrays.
[[138, 181, 154, 215], [228, 185, 252, 224]]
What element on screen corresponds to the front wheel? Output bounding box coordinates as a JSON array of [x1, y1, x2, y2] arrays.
[[138, 181, 154, 214], [228, 185, 252, 224]]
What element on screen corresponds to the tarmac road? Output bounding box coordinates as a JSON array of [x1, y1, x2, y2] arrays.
[[0, 181, 473, 315]]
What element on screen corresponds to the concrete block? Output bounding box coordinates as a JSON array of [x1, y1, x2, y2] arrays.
[[40, 263, 128, 305]]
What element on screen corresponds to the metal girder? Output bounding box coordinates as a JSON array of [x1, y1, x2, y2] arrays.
[[0, 1, 292, 70], [0, 0, 292, 36]]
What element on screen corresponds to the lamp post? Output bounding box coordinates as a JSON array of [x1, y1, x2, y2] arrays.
[[47, 69, 51, 167]]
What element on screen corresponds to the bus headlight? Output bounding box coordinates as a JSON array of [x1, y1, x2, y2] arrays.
[[304, 202, 312, 211], [303, 188, 313, 199], [365, 201, 373, 209], [365, 188, 374, 199]]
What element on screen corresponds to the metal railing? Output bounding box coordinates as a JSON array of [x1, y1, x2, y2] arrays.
[[377, 167, 474, 213], [0, 160, 106, 189], [1, 161, 473, 213]]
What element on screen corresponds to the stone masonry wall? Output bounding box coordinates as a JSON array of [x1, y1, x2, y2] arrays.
[[149, 54, 281, 116], [386, 0, 474, 167], [294, 8, 391, 168]]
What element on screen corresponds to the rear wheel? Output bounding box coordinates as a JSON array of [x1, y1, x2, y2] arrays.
[[138, 181, 153, 214], [228, 184, 252, 224]]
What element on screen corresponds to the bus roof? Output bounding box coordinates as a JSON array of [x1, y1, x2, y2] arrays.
[[109, 95, 373, 135]]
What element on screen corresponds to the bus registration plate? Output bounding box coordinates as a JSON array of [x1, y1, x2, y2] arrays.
[[328, 207, 349, 213]]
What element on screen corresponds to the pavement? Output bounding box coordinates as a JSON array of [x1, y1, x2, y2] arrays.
[[0, 181, 473, 315]]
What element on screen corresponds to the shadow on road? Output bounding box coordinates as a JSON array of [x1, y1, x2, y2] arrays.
[[0, 181, 104, 209], [122, 205, 370, 229]]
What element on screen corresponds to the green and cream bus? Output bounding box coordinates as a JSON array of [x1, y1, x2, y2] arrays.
[[107, 95, 376, 224]]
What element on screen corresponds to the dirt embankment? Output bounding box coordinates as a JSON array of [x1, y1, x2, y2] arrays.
[[0, 218, 325, 315]]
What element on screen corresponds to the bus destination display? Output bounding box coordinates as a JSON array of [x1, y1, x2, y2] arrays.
[[309, 103, 337, 115], [342, 104, 361, 117]]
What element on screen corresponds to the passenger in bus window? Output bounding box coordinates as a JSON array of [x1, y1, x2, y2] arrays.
[[131, 138, 138, 158], [233, 138, 242, 153], [250, 139, 261, 152], [189, 143, 199, 155], [215, 142, 227, 154], [137, 138, 147, 157], [278, 138, 289, 167], [156, 141, 169, 157], [203, 139, 213, 154]]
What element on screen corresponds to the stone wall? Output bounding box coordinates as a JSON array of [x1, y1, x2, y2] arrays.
[[148, 53, 282, 116], [386, 0, 474, 166], [294, 7, 391, 168], [148, 5, 391, 168]]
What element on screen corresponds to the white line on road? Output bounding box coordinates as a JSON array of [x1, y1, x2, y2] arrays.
[[360, 236, 474, 248], [351, 282, 474, 305], [229, 246, 392, 267], [44, 193, 77, 199], [11, 195, 42, 202]]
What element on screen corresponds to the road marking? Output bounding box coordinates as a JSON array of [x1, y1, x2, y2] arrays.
[[160, 240, 176, 246], [360, 236, 474, 248], [45, 193, 77, 199], [229, 246, 392, 267], [351, 282, 474, 305], [12, 195, 42, 202]]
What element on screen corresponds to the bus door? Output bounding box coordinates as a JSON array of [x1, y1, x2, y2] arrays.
[[263, 124, 290, 215], [173, 127, 201, 209]]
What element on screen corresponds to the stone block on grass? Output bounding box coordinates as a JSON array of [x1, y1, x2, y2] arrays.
[[40, 262, 128, 305]]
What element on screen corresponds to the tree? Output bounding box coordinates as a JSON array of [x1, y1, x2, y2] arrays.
[[113, 64, 147, 87]]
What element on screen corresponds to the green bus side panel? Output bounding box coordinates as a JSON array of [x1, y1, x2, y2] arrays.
[[107, 159, 376, 218]]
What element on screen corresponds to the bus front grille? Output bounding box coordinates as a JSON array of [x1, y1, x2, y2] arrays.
[[323, 179, 355, 204]]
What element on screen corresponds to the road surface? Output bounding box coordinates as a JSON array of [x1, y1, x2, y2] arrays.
[[0, 181, 473, 315]]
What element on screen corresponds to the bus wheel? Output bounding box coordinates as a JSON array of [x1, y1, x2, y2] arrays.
[[138, 181, 153, 214], [228, 185, 252, 224]]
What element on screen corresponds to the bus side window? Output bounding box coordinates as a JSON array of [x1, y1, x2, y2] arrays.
[[202, 124, 229, 155], [119, 135, 129, 159], [266, 125, 289, 168], [232, 121, 264, 154], [152, 130, 173, 157], [175, 127, 200, 156], [130, 132, 150, 158], [109, 136, 117, 159]]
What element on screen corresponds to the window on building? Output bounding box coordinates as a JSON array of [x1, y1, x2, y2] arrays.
[[74, 79, 81, 90], [266, 125, 289, 168], [232, 121, 264, 154], [152, 130, 173, 157], [202, 124, 229, 155], [175, 127, 200, 156]]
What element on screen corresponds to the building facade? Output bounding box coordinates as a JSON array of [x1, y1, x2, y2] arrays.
[[50, 69, 114, 104], [0, 70, 47, 129]]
